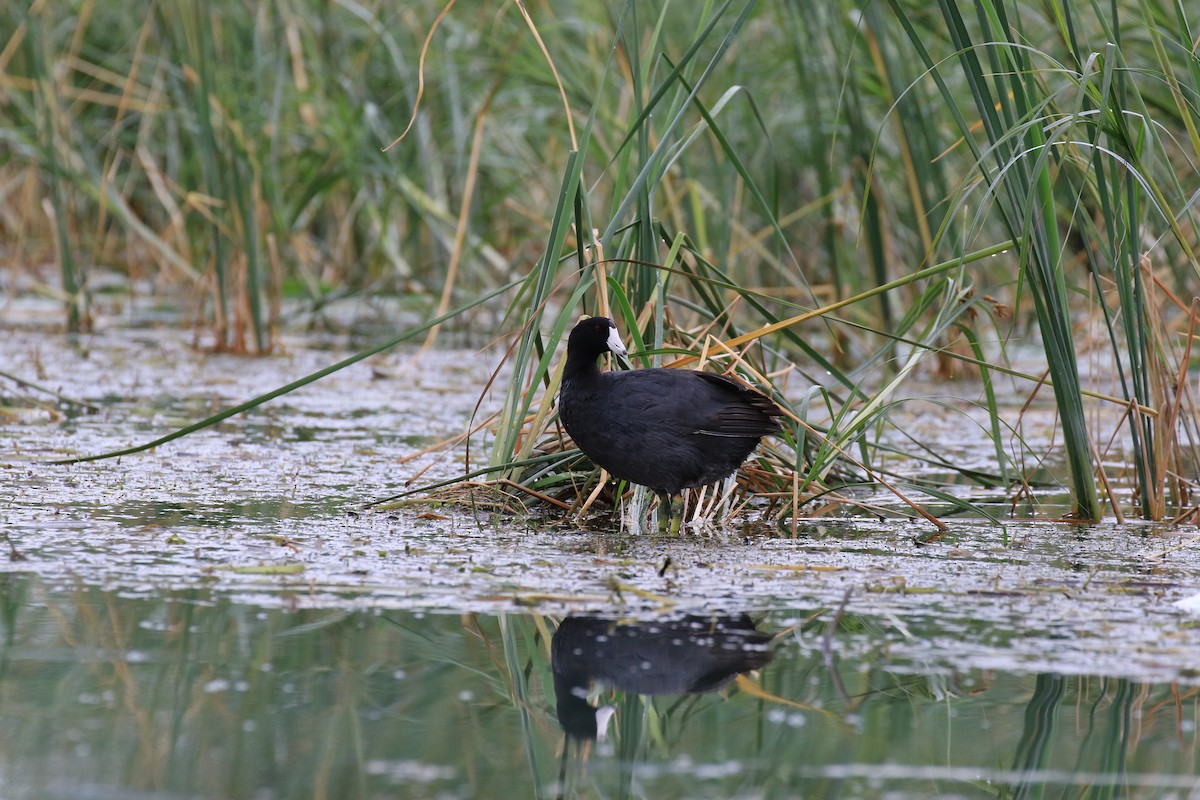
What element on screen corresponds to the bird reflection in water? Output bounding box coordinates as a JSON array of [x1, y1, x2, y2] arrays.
[[550, 614, 774, 742]]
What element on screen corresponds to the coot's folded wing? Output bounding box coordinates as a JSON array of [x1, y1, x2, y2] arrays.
[[607, 369, 782, 438], [688, 372, 782, 437]]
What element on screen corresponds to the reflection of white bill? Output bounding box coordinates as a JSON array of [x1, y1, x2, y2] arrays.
[[594, 705, 616, 741]]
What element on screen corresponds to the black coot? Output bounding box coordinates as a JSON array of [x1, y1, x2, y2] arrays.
[[558, 316, 783, 533]]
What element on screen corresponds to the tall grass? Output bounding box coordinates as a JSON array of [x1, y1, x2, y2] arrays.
[[6, 1, 1198, 523], [893, 1, 1200, 520], [2, 0, 521, 350], [467, 0, 1198, 526]]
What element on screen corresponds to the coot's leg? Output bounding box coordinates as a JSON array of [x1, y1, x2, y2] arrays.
[[654, 492, 683, 536], [654, 491, 672, 535], [667, 494, 683, 536]]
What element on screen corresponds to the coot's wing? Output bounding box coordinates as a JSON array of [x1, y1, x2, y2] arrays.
[[688, 372, 782, 438], [601, 369, 781, 438]]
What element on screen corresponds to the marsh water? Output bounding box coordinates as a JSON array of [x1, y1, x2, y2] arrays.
[[3, 308, 1200, 798]]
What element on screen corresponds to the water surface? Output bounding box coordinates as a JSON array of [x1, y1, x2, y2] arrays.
[[2, 320, 1200, 798], [2, 574, 1198, 800]]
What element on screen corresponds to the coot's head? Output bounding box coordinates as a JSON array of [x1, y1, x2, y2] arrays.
[[567, 316, 628, 361]]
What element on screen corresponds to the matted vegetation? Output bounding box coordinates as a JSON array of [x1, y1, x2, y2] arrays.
[[4, 1, 1198, 527]]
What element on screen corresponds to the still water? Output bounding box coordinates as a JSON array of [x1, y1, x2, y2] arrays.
[[1, 573, 1197, 800]]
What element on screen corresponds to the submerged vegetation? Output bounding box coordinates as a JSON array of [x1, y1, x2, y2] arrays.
[[3, 1, 1198, 526]]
